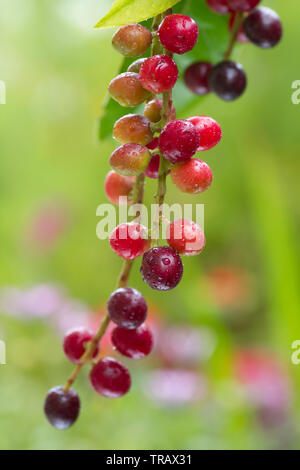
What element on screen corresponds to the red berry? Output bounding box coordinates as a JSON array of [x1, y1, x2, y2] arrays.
[[243, 7, 282, 49], [208, 60, 247, 101], [140, 246, 183, 291], [227, 0, 260, 12], [107, 287, 148, 329], [111, 324, 153, 359], [158, 14, 199, 55], [110, 143, 151, 176], [104, 170, 134, 205], [159, 120, 200, 164], [112, 24, 152, 57], [63, 327, 99, 364], [139, 55, 178, 94], [205, 0, 232, 15], [109, 222, 149, 260], [109, 72, 150, 107], [44, 386, 80, 430], [144, 138, 171, 179], [166, 219, 206, 256], [144, 98, 176, 123], [187, 116, 222, 151], [171, 159, 213, 194], [229, 12, 249, 43], [184, 62, 212, 95], [113, 114, 153, 145], [90, 357, 131, 398]]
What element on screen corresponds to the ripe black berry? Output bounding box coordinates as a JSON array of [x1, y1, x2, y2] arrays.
[[140, 246, 183, 291], [209, 60, 247, 101], [107, 287, 148, 329], [184, 62, 212, 95], [44, 386, 80, 430], [243, 7, 282, 49]]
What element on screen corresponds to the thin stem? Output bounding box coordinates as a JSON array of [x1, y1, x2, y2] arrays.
[[224, 12, 244, 60]]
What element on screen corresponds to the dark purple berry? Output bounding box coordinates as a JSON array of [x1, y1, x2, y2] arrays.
[[107, 287, 148, 329], [243, 7, 282, 49], [209, 60, 247, 101], [140, 246, 183, 291], [44, 386, 80, 430], [184, 62, 212, 95]]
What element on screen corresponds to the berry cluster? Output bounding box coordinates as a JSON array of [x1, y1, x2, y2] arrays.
[[184, 1, 282, 101]]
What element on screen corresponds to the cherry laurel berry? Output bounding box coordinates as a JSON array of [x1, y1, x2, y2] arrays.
[[110, 143, 151, 176], [243, 7, 283, 49], [139, 55, 178, 94], [166, 219, 206, 256], [44, 386, 80, 430], [109, 223, 150, 260], [111, 324, 153, 359], [107, 287, 148, 329], [90, 357, 131, 398], [140, 246, 183, 291], [113, 114, 153, 146], [109, 72, 150, 107], [171, 159, 213, 194], [187, 116, 222, 151], [104, 170, 134, 205], [159, 120, 200, 164], [184, 61, 212, 95], [63, 327, 99, 364], [112, 24, 152, 57], [205, 0, 232, 15], [209, 60, 247, 101], [144, 98, 176, 123], [227, 0, 261, 12], [158, 14, 199, 55]]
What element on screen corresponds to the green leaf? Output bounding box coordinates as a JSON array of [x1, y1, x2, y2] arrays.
[[95, 0, 181, 29]]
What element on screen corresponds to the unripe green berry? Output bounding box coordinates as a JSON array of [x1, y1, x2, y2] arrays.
[[112, 24, 152, 57], [108, 72, 150, 107], [110, 143, 151, 176], [127, 58, 147, 73], [113, 114, 153, 145]]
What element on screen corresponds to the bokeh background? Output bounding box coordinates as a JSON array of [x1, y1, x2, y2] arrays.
[[0, 0, 299, 450]]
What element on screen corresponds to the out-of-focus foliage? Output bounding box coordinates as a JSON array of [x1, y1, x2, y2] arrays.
[[0, 0, 300, 450]]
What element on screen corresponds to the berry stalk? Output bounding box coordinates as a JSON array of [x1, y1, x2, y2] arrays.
[[224, 11, 244, 59]]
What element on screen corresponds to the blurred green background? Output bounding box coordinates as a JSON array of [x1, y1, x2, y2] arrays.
[[0, 0, 299, 450]]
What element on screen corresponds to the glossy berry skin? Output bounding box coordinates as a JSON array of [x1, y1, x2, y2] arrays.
[[63, 327, 99, 364], [205, 0, 232, 15], [90, 357, 131, 398], [112, 24, 152, 57], [187, 116, 222, 151], [166, 219, 206, 256], [111, 324, 153, 359], [209, 61, 247, 101], [140, 246, 183, 291], [107, 287, 148, 329], [229, 13, 249, 44], [139, 55, 178, 94], [227, 0, 260, 12], [109, 72, 150, 107], [110, 143, 151, 176], [243, 7, 282, 49], [44, 386, 80, 430], [104, 170, 134, 205], [109, 223, 149, 260], [144, 98, 176, 123], [158, 14, 199, 55], [171, 159, 213, 194], [127, 58, 147, 73], [159, 120, 200, 164], [184, 62, 212, 95], [113, 114, 153, 146]]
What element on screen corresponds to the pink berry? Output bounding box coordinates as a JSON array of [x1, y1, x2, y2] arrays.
[[111, 324, 153, 359], [63, 327, 99, 364], [187, 116, 222, 151], [184, 62, 212, 95], [140, 246, 183, 291], [158, 14, 199, 55], [159, 120, 200, 164], [205, 0, 232, 15], [139, 55, 178, 94], [227, 0, 261, 12], [90, 357, 131, 398], [107, 287, 148, 329], [171, 159, 213, 194], [104, 171, 134, 205], [109, 222, 149, 260], [166, 219, 206, 256]]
